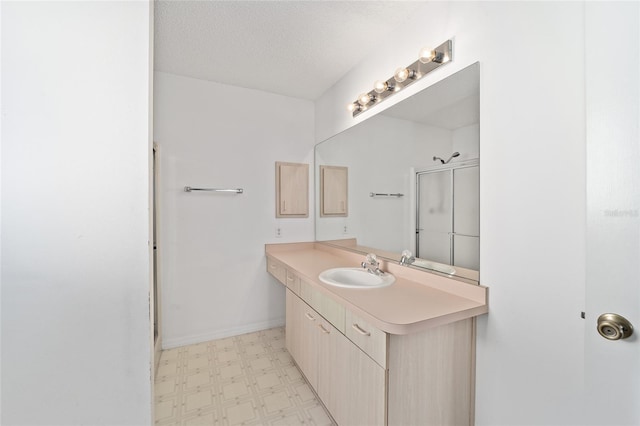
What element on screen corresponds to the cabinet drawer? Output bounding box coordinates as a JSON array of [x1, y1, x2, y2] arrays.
[[346, 309, 388, 368], [299, 279, 345, 334], [313, 290, 345, 334], [267, 258, 286, 285], [285, 269, 300, 295]]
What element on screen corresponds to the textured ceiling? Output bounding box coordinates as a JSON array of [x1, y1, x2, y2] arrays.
[[154, 1, 425, 100]]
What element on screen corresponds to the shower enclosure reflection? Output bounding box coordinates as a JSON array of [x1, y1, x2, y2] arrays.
[[416, 159, 479, 270], [315, 62, 480, 282]]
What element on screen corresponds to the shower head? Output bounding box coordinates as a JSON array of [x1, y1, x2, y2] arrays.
[[433, 152, 461, 164]]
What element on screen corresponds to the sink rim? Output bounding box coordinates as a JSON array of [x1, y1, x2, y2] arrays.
[[318, 267, 395, 289]]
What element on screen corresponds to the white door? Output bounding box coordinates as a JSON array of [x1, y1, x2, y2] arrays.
[[585, 2, 639, 425]]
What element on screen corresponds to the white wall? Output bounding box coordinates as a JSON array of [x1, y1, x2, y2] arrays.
[[452, 123, 480, 160], [1, 2, 153, 424], [154, 72, 315, 348], [316, 2, 586, 424]]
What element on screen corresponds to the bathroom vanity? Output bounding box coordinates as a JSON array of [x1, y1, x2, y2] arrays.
[[265, 242, 488, 426]]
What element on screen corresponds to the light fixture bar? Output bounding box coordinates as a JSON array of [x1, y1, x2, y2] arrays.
[[349, 39, 453, 117]]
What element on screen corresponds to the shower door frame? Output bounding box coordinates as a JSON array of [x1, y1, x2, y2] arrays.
[[415, 158, 479, 267]]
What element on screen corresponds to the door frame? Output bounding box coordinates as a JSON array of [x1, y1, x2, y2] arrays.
[[152, 143, 162, 374]]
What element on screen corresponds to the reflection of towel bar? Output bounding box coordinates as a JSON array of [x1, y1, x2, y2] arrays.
[[448, 232, 479, 238], [184, 186, 243, 194], [369, 192, 404, 198]]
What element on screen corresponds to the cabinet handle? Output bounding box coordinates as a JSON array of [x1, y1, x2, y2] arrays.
[[318, 324, 330, 334], [352, 323, 371, 336], [287, 275, 294, 281], [282, 200, 286, 212], [304, 312, 316, 321]]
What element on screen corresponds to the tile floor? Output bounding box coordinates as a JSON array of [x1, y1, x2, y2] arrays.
[[154, 327, 336, 425]]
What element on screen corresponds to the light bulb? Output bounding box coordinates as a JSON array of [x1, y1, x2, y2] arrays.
[[358, 92, 373, 105], [394, 67, 410, 83], [374, 80, 394, 94], [419, 47, 435, 63], [347, 102, 360, 113], [373, 80, 387, 93]]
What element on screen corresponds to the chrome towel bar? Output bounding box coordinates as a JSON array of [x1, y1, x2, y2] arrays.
[[184, 186, 243, 194], [369, 192, 404, 198]]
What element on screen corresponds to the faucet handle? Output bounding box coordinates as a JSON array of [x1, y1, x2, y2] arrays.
[[399, 249, 415, 266], [365, 253, 378, 265]]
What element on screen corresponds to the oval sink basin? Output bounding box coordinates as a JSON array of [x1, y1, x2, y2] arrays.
[[319, 267, 395, 289]]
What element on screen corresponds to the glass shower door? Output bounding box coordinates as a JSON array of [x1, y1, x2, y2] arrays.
[[416, 170, 452, 265], [452, 166, 479, 270], [416, 162, 479, 270]]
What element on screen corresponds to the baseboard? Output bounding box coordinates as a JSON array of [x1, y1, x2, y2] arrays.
[[162, 317, 286, 350]]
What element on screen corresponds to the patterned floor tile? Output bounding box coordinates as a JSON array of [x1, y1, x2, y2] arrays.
[[181, 411, 219, 426], [155, 327, 335, 426]]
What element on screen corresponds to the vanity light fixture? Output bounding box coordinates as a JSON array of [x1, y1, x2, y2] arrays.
[[347, 39, 453, 117]]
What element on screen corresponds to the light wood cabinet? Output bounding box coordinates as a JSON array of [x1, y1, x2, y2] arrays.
[[319, 316, 386, 426], [320, 165, 348, 217], [301, 277, 345, 333], [267, 258, 286, 284], [286, 290, 319, 389], [285, 268, 300, 295], [345, 309, 388, 368], [271, 258, 475, 426], [388, 319, 474, 426], [276, 162, 309, 218], [287, 289, 385, 425], [268, 258, 301, 295]]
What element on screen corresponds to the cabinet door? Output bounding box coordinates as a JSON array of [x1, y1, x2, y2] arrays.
[[287, 291, 319, 389], [318, 318, 386, 426], [388, 319, 473, 426], [276, 162, 309, 217], [320, 165, 348, 216], [285, 290, 300, 361]]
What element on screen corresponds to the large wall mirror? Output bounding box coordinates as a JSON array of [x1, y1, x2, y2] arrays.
[[315, 62, 480, 283]]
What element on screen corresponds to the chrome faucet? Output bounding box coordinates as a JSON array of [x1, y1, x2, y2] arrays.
[[361, 253, 383, 276], [399, 250, 415, 266]]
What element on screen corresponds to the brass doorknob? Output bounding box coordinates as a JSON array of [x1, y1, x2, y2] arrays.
[[597, 313, 634, 341]]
